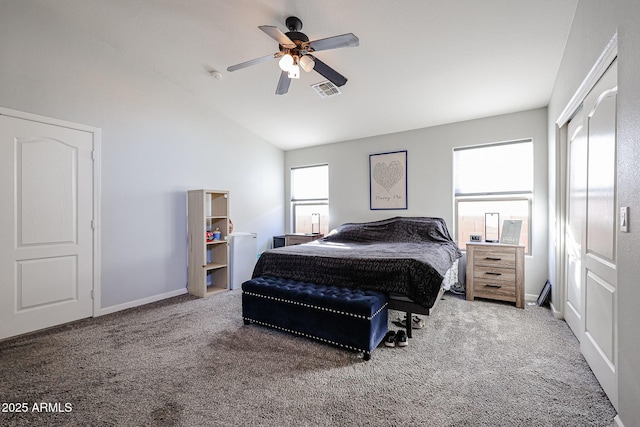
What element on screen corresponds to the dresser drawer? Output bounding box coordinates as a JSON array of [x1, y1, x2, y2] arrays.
[[473, 266, 516, 284], [473, 279, 517, 302], [286, 235, 311, 245], [473, 247, 516, 269]]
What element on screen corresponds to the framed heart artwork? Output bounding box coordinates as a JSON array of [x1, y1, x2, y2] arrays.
[[369, 150, 407, 210]]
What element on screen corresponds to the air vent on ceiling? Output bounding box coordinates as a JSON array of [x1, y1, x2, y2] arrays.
[[311, 81, 342, 98]]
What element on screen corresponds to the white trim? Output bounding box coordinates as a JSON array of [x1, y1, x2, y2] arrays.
[[92, 129, 102, 316], [525, 292, 540, 302], [0, 107, 99, 133], [613, 415, 625, 427], [0, 107, 102, 319], [556, 32, 618, 127], [549, 301, 563, 319], [96, 288, 188, 317], [553, 124, 567, 319]]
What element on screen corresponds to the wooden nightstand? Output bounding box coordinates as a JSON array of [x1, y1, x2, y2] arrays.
[[466, 242, 525, 308], [284, 233, 324, 246]]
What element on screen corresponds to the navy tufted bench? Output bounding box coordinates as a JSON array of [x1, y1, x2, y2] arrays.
[[242, 276, 388, 360]]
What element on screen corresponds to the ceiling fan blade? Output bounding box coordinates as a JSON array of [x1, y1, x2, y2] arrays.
[[309, 33, 359, 52], [312, 57, 348, 87], [259, 25, 296, 49], [227, 53, 277, 72], [275, 71, 291, 95]]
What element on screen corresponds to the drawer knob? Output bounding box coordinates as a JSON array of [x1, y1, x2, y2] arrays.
[[485, 257, 502, 261], [485, 284, 502, 289], [485, 272, 502, 276]]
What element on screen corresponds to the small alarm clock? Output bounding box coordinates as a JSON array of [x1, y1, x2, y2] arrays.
[[470, 234, 483, 242]]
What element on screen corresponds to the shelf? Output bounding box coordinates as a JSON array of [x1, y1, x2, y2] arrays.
[[206, 240, 227, 245], [206, 285, 228, 296], [204, 263, 227, 271], [188, 189, 230, 298]]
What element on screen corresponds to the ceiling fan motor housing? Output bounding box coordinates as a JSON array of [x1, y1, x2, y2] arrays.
[[283, 31, 309, 48], [283, 16, 308, 51], [285, 16, 303, 32]]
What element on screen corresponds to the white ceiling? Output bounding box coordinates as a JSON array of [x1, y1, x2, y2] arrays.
[[49, 0, 577, 150]]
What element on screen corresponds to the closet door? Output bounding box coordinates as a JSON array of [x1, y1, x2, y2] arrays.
[[582, 59, 618, 409], [564, 107, 586, 339]]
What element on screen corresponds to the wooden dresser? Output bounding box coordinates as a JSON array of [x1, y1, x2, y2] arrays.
[[466, 242, 525, 308]]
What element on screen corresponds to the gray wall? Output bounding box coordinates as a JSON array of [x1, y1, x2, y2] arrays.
[[285, 108, 549, 298], [548, 0, 640, 423], [618, 0, 640, 422], [0, 2, 284, 310]]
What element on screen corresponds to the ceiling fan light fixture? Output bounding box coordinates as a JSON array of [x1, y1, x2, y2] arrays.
[[288, 64, 300, 79], [278, 53, 294, 71], [299, 55, 315, 72]]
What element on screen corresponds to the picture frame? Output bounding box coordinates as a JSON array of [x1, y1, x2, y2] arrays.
[[500, 219, 522, 245], [484, 212, 500, 242], [369, 150, 407, 210]]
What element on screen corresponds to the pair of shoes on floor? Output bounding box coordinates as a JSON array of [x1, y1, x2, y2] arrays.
[[449, 283, 466, 295], [384, 330, 408, 348], [398, 315, 425, 329]]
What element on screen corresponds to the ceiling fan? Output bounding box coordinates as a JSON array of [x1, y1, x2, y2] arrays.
[[226, 16, 359, 95]]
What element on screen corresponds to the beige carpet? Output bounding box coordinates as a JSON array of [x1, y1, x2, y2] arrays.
[[0, 290, 616, 426]]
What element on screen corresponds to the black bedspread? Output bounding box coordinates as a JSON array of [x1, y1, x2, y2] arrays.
[[252, 217, 462, 308]]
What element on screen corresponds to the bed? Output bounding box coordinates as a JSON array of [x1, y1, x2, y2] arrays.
[[252, 216, 462, 337]]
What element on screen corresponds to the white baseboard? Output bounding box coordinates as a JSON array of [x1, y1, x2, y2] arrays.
[[525, 293, 539, 302], [96, 288, 188, 317], [549, 301, 564, 319], [614, 415, 624, 427]]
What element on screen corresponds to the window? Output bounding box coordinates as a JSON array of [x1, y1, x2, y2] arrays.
[[291, 164, 329, 235], [454, 140, 533, 253]]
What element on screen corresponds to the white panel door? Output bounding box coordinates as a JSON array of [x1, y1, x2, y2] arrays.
[[0, 113, 94, 340], [582, 60, 618, 409], [564, 108, 587, 338]]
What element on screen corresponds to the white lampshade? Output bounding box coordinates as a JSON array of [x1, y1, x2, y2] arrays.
[[288, 64, 300, 79], [299, 55, 315, 72], [278, 54, 294, 72]]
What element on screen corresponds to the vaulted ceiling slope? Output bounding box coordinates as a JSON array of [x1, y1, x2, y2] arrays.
[[45, 0, 577, 150]]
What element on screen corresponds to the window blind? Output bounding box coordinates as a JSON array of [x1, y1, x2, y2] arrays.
[[291, 164, 328, 201], [453, 140, 533, 196]]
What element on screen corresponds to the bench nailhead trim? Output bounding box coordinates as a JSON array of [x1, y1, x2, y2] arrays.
[[243, 291, 388, 320], [244, 317, 370, 355]]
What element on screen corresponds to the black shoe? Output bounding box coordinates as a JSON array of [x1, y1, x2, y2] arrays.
[[396, 330, 408, 347], [384, 330, 397, 348]]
